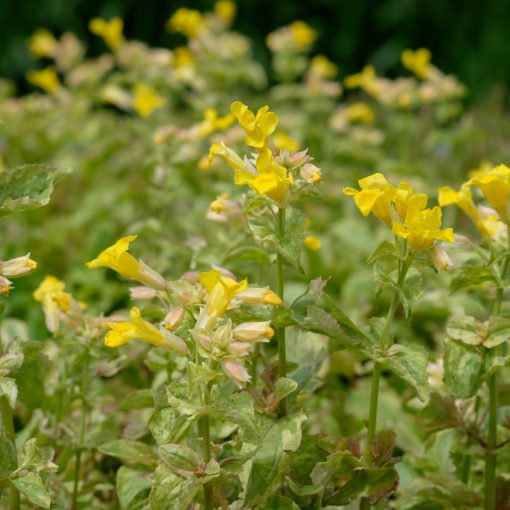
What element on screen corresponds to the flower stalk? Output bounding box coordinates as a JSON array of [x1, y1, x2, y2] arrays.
[[276, 207, 287, 415]]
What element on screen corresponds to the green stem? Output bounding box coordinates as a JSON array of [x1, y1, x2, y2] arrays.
[[250, 344, 259, 388], [201, 382, 213, 510], [0, 396, 20, 510], [485, 372, 497, 510], [72, 352, 89, 510], [276, 207, 287, 416], [484, 230, 510, 509], [360, 255, 410, 510]]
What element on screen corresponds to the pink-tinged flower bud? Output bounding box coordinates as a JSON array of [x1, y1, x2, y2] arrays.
[[227, 341, 253, 356], [0, 276, 13, 295], [431, 245, 453, 271], [300, 163, 322, 184], [129, 286, 158, 300], [233, 321, 274, 343], [222, 360, 250, 387], [163, 306, 184, 331], [233, 287, 282, 306], [279, 149, 310, 169], [0, 254, 37, 278]]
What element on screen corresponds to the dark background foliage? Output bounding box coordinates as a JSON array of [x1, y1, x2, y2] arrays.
[[1, 0, 509, 102]]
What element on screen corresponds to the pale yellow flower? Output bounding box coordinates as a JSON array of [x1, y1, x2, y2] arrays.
[[26, 67, 61, 95], [167, 8, 204, 38], [214, 0, 236, 25], [401, 48, 432, 79], [28, 29, 57, 58]]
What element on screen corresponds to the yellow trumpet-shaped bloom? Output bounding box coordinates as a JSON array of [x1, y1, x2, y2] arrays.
[[230, 101, 279, 150], [235, 149, 294, 207], [438, 184, 480, 221], [33, 275, 73, 332], [89, 17, 124, 50], [344, 65, 382, 97], [105, 307, 187, 355], [214, 0, 236, 25], [198, 108, 234, 137], [468, 164, 510, 220], [132, 84, 165, 118], [28, 29, 57, 58], [86, 235, 167, 290], [343, 173, 395, 226], [167, 8, 204, 38], [289, 20, 317, 50], [401, 48, 432, 80], [392, 206, 454, 251], [309, 55, 338, 79], [394, 182, 428, 222], [197, 269, 248, 328], [344, 103, 375, 125], [209, 142, 247, 172], [26, 67, 61, 95]]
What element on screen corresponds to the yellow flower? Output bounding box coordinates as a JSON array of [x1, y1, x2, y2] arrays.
[[344, 103, 375, 124], [198, 108, 234, 137], [468, 164, 510, 220], [392, 206, 454, 251], [343, 173, 395, 226], [28, 29, 57, 58], [209, 142, 247, 172], [0, 254, 37, 278], [273, 131, 299, 152], [132, 84, 165, 118], [300, 163, 321, 184], [233, 321, 274, 342], [197, 269, 248, 328], [33, 275, 72, 332], [438, 185, 480, 222], [233, 287, 282, 306], [304, 235, 322, 251], [214, 0, 236, 25], [89, 17, 124, 50], [344, 65, 381, 97], [289, 21, 317, 50], [86, 235, 167, 290], [393, 182, 428, 221], [26, 67, 61, 95], [468, 159, 492, 179], [476, 216, 505, 239], [234, 149, 294, 207], [309, 54, 338, 79], [105, 307, 187, 355], [230, 101, 279, 150], [167, 8, 204, 38], [401, 48, 432, 80], [173, 46, 195, 69]]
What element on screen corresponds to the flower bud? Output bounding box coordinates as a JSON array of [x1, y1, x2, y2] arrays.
[[227, 341, 253, 356], [222, 360, 250, 387], [163, 306, 184, 331], [233, 321, 274, 343], [431, 245, 453, 271], [0, 276, 13, 295], [304, 235, 322, 251], [234, 287, 282, 306], [300, 163, 321, 184], [129, 286, 158, 300], [0, 254, 37, 278]]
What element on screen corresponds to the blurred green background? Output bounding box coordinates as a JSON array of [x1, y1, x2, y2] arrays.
[[1, 0, 509, 102]]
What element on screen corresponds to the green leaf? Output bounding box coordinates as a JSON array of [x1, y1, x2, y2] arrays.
[[0, 376, 17, 408], [244, 412, 306, 505], [149, 464, 200, 510], [0, 396, 17, 476], [367, 241, 399, 265], [443, 339, 482, 398], [159, 444, 202, 477], [379, 343, 430, 401], [274, 377, 298, 402], [450, 265, 496, 292], [419, 392, 461, 433], [0, 164, 70, 216], [204, 391, 257, 436], [98, 439, 157, 467], [0, 352, 24, 373], [257, 495, 300, 509], [116, 466, 152, 509], [486, 316, 510, 348], [371, 431, 396, 467], [447, 315, 483, 346], [12, 472, 51, 509], [120, 389, 154, 411]]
